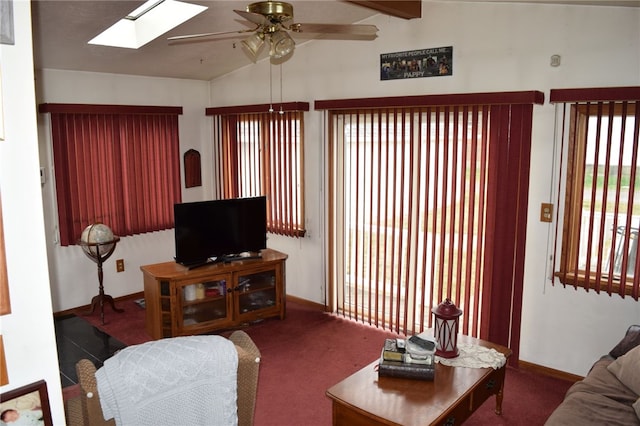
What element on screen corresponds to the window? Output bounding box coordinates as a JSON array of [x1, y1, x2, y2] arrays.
[[317, 91, 543, 364], [325, 107, 489, 336], [207, 103, 308, 238], [39, 104, 183, 246], [551, 87, 640, 299]]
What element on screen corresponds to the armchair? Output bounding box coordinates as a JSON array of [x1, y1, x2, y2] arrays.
[[67, 330, 261, 426]]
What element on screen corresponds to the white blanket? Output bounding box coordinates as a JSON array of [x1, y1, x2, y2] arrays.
[[95, 335, 238, 426]]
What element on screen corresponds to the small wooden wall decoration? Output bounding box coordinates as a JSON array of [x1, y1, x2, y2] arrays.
[[184, 149, 202, 188], [0, 335, 7, 385], [0, 192, 10, 316]]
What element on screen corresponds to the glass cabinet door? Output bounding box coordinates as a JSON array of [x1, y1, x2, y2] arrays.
[[235, 269, 278, 316], [179, 278, 231, 329]]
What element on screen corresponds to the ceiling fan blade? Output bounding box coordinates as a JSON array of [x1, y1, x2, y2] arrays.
[[234, 9, 270, 26], [168, 28, 254, 43], [291, 23, 378, 37]]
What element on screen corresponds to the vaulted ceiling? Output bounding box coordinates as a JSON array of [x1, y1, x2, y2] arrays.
[[30, 0, 639, 81]]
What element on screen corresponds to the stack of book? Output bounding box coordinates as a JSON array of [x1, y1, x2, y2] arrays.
[[377, 335, 436, 380]]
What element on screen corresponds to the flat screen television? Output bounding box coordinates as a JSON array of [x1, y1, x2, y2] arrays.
[[174, 196, 267, 267]]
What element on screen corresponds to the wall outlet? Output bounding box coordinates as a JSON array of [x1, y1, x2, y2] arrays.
[[116, 259, 125, 272]]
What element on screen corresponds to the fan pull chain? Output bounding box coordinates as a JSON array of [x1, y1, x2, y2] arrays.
[[269, 61, 274, 113], [279, 64, 284, 115]]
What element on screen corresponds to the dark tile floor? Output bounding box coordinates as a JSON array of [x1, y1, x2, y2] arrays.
[[54, 314, 126, 387]]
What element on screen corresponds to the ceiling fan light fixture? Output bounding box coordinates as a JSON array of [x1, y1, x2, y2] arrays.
[[241, 32, 266, 60], [269, 30, 295, 59], [166, 1, 379, 66]]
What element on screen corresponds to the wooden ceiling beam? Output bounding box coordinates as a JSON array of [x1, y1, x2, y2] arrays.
[[347, 1, 422, 19]]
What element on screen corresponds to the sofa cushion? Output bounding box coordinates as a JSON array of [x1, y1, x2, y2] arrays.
[[608, 345, 640, 396], [545, 357, 639, 425], [634, 398, 640, 421], [610, 325, 640, 359]]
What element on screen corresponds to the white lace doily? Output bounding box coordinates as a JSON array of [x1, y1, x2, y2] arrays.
[[435, 343, 506, 369]]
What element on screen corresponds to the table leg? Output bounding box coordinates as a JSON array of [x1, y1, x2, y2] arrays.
[[102, 294, 124, 313], [85, 293, 124, 324], [494, 366, 507, 415], [85, 258, 124, 323], [495, 386, 504, 415]]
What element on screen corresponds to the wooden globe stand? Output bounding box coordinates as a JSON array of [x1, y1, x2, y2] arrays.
[[78, 236, 123, 324]]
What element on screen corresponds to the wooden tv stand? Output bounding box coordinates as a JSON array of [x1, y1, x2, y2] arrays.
[[142, 249, 287, 339]]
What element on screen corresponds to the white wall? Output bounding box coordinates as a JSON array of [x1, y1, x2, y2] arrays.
[[207, 1, 640, 376], [0, 1, 65, 424]]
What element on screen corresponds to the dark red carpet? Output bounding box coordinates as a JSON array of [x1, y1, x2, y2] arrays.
[[79, 300, 573, 425], [80, 301, 151, 345]]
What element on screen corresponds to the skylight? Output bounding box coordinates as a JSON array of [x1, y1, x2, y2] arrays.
[[89, 0, 207, 49]]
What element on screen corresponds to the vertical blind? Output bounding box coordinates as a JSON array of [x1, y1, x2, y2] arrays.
[[326, 106, 490, 337], [550, 87, 640, 300], [40, 104, 182, 246], [207, 103, 308, 238], [317, 91, 543, 363]]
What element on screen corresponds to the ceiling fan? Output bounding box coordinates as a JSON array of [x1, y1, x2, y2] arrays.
[[168, 1, 379, 61]]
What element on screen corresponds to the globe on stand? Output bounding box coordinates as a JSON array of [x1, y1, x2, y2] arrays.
[[78, 223, 123, 324]]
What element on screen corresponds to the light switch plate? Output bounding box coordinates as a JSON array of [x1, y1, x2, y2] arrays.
[[540, 203, 553, 223]]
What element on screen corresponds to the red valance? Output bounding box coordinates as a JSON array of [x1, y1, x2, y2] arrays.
[[315, 91, 544, 110], [550, 86, 640, 103], [38, 103, 183, 115], [206, 102, 310, 115]]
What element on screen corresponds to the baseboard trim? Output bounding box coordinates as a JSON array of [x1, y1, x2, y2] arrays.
[[518, 360, 583, 383], [285, 294, 329, 312], [54, 291, 145, 318]]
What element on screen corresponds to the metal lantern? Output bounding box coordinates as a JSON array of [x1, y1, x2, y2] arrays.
[[432, 298, 463, 358]]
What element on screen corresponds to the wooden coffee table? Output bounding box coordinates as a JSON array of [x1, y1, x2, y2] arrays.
[[326, 334, 512, 426]]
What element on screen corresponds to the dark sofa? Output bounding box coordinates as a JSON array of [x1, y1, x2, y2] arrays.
[[545, 325, 640, 426]]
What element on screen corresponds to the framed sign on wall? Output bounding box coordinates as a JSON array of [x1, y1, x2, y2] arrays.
[[381, 46, 453, 81]]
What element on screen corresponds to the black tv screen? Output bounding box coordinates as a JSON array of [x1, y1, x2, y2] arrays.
[[174, 196, 267, 266]]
